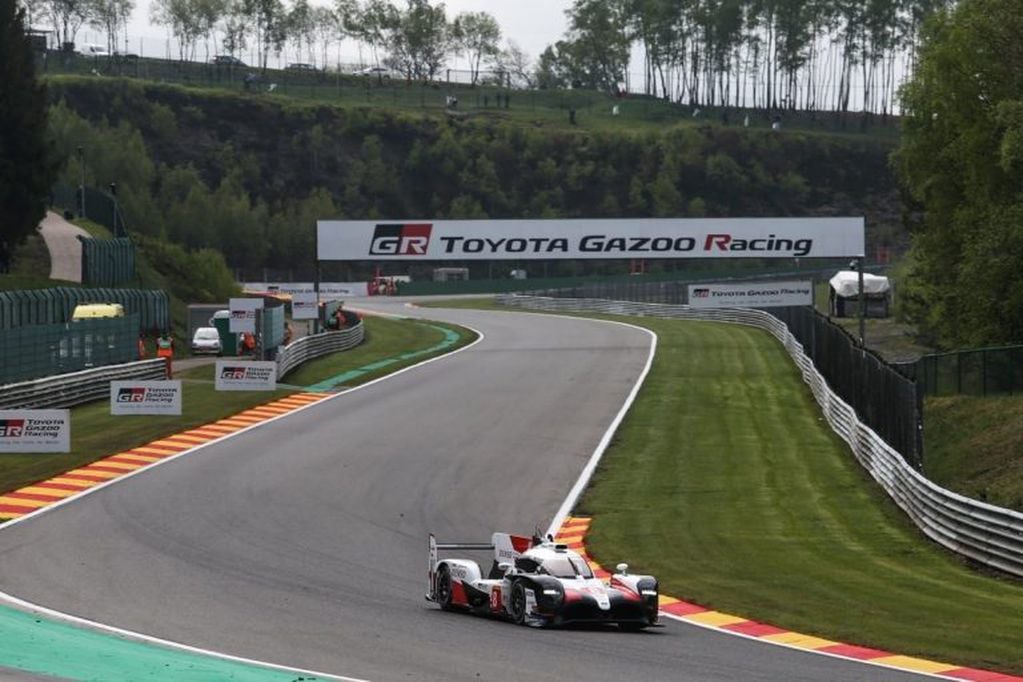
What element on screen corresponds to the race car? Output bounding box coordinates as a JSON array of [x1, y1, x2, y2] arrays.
[[426, 532, 659, 630]]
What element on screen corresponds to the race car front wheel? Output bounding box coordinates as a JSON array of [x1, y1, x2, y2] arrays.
[[509, 580, 528, 625], [436, 565, 455, 611]]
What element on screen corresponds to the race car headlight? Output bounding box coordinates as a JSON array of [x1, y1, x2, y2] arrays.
[[543, 589, 560, 596], [641, 590, 658, 596]]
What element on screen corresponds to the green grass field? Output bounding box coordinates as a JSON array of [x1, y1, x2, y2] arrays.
[[0, 315, 474, 497], [423, 298, 1023, 674], [924, 394, 1023, 511]]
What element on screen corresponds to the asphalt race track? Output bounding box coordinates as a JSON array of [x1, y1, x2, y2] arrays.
[[0, 303, 929, 681]]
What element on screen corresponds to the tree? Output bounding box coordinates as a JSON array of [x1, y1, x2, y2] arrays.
[[895, 0, 1023, 345], [151, 0, 202, 60], [385, 0, 450, 81], [218, 0, 249, 57], [497, 39, 533, 88], [42, 0, 88, 48], [0, 0, 57, 271], [87, 0, 134, 55], [451, 10, 500, 86], [242, 0, 287, 70]]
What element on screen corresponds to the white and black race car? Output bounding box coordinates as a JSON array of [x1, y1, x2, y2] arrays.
[[426, 532, 659, 630]]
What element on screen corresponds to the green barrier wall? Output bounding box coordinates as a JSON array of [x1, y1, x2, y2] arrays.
[[0, 288, 169, 332], [80, 237, 136, 286], [0, 314, 139, 385]]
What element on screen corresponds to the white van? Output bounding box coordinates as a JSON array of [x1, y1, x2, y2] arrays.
[[80, 44, 110, 57]]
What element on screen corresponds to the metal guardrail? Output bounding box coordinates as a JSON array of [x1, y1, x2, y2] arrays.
[[0, 359, 167, 409], [276, 322, 366, 381], [0, 322, 366, 409], [496, 295, 1023, 578]]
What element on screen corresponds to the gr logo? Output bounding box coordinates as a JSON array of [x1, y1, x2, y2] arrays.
[[693, 288, 711, 298], [0, 419, 25, 437], [221, 367, 247, 380], [369, 224, 432, 256], [117, 388, 147, 403]]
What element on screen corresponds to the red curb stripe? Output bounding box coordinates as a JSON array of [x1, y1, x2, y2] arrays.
[[34, 482, 90, 492], [942, 669, 1023, 681], [61, 473, 110, 483], [818, 644, 894, 660], [722, 621, 789, 638], [83, 464, 137, 475], [0, 503, 36, 515], [3, 491, 64, 503], [660, 601, 710, 616]]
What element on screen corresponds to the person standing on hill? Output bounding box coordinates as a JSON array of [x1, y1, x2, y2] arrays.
[[156, 331, 174, 378]]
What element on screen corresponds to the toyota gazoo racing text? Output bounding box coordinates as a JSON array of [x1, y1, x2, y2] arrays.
[[426, 532, 660, 630]]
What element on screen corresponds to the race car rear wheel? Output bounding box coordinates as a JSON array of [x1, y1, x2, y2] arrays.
[[436, 565, 455, 611], [509, 580, 528, 625]]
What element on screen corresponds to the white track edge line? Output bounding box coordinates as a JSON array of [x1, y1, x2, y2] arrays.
[[0, 323, 485, 682]]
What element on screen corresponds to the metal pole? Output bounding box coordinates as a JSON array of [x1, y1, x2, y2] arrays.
[[314, 261, 321, 335], [77, 146, 86, 219], [857, 256, 866, 346]]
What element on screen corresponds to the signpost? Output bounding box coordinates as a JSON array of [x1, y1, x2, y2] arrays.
[[110, 381, 183, 416], [0, 410, 71, 453]]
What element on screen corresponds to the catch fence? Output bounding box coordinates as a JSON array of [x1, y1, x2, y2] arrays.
[[0, 315, 139, 385], [899, 345, 1023, 397]]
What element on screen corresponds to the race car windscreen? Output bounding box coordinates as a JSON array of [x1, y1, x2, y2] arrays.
[[541, 555, 594, 579]]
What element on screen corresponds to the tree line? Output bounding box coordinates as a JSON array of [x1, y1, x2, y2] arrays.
[[21, 0, 952, 115], [20, 0, 528, 87], [540, 0, 952, 115]]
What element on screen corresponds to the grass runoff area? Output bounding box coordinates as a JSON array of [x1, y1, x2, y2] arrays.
[[0, 314, 475, 498], [423, 298, 1023, 675]]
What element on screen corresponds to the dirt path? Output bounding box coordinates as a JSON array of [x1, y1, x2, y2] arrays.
[[37, 212, 89, 283]]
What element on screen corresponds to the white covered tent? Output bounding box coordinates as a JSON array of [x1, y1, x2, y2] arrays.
[[829, 271, 891, 318]]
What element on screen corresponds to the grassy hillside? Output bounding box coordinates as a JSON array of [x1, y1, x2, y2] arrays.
[[924, 394, 1023, 511], [42, 76, 906, 281]]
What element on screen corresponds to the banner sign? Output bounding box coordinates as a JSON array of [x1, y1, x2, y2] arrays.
[[241, 282, 371, 297], [110, 381, 182, 416], [688, 281, 814, 309], [215, 361, 277, 391], [317, 218, 865, 261], [229, 298, 263, 334], [291, 292, 319, 320], [0, 410, 70, 453]]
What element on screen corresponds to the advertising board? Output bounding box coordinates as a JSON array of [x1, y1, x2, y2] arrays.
[[291, 292, 319, 320], [215, 361, 277, 391], [110, 381, 183, 415], [229, 298, 264, 334], [688, 281, 814, 309], [317, 218, 865, 261], [0, 410, 71, 453]]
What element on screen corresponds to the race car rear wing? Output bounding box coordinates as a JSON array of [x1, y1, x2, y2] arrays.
[[428, 532, 536, 600]]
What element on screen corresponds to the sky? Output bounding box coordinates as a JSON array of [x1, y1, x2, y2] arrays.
[[102, 0, 575, 65]]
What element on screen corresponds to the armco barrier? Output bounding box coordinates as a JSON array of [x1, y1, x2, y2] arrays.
[[0, 359, 167, 409], [495, 295, 1023, 578], [276, 322, 365, 381]]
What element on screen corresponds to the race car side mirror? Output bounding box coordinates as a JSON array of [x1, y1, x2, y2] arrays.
[[616, 563, 629, 575], [498, 562, 512, 574]]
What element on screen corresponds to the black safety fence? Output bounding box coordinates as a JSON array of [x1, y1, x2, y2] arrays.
[[0, 314, 139, 385], [79, 237, 136, 286], [0, 288, 169, 332], [536, 285, 923, 467], [771, 306, 921, 466], [898, 345, 1023, 397], [50, 181, 127, 237]]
